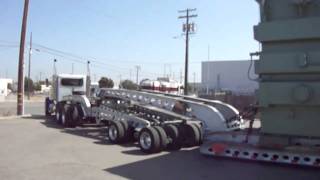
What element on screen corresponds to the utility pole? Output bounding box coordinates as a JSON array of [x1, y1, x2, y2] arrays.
[[53, 59, 57, 75], [27, 32, 32, 100], [39, 72, 42, 82], [179, 69, 183, 84], [86, 61, 91, 97], [178, 8, 197, 95], [193, 72, 196, 93], [71, 63, 74, 74], [135, 65, 141, 85], [130, 69, 132, 81], [208, 44, 210, 61], [17, 0, 30, 115], [119, 74, 122, 89]]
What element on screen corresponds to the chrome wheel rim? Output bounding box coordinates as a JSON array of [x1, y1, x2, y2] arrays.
[[140, 131, 152, 150], [108, 125, 118, 141]]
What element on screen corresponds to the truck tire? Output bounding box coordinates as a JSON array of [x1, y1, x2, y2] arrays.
[[55, 103, 62, 124], [138, 127, 161, 154], [120, 120, 134, 142], [67, 105, 78, 128], [45, 97, 51, 116], [163, 124, 182, 150], [61, 104, 70, 127], [75, 104, 84, 125], [153, 126, 168, 151], [108, 121, 125, 144], [179, 123, 200, 147]]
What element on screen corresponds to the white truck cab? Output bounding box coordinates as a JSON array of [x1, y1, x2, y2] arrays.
[[46, 74, 88, 116], [51, 74, 87, 102]]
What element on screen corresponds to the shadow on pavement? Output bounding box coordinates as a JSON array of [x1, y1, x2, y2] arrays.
[[38, 116, 135, 148], [27, 115, 320, 180], [105, 148, 320, 180]]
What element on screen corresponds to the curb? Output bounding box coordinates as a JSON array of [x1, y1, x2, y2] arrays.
[[0, 114, 32, 120]]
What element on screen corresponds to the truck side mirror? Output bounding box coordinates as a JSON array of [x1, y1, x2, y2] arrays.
[[45, 78, 49, 87]]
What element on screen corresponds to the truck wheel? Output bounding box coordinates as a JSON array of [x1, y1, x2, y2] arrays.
[[45, 97, 51, 116], [138, 127, 161, 154], [193, 123, 203, 145], [75, 104, 84, 125], [120, 121, 134, 142], [163, 124, 182, 150], [55, 104, 62, 124], [67, 105, 79, 128], [108, 121, 125, 144], [180, 123, 200, 147], [153, 126, 168, 151], [61, 104, 70, 127]]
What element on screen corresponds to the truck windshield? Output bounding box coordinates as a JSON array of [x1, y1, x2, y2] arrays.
[[61, 78, 83, 86]]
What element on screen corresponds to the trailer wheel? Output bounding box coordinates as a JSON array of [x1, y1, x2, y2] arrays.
[[108, 121, 125, 144], [153, 126, 168, 151], [180, 123, 200, 147], [138, 127, 161, 154], [120, 121, 134, 142], [163, 124, 181, 150], [193, 123, 203, 145]]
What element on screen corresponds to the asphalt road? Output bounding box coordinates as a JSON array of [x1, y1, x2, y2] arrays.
[[0, 102, 319, 180], [0, 101, 44, 116]]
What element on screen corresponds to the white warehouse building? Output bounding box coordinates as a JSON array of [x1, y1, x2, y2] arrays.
[[201, 60, 258, 94]]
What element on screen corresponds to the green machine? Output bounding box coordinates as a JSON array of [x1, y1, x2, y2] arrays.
[[255, 0, 320, 138], [200, 0, 320, 167]]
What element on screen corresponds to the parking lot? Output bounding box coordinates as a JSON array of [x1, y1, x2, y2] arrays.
[[0, 101, 319, 180]]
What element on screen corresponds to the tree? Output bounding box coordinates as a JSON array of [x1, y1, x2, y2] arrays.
[[34, 82, 42, 91], [120, 80, 138, 90], [98, 77, 114, 88], [24, 77, 34, 92]]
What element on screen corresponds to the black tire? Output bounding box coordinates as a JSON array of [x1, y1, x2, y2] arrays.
[[193, 123, 203, 145], [179, 123, 200, 147], [119, 121, 134, 142], [45, 98, 50, 116], [153, 126, 168, 151], [61, 104, 70, 127], [108, 121, 125, 144], [67, 105, 78, 128], [55, 103, 62, 124], [163, 124, 182, 150], [138, 127, 161, 154], [75, 104, 84, 125]]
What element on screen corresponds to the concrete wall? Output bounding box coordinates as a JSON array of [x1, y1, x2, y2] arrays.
[[201, 60, 258, 94]]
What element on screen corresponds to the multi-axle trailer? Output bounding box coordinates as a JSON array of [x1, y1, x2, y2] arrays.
[[47, 85, 242, 154]]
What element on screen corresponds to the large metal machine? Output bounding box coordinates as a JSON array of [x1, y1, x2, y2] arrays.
[[200, 0, 320, 167]]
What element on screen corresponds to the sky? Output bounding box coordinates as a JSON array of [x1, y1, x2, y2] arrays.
[[0, 0, 260, 84]]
